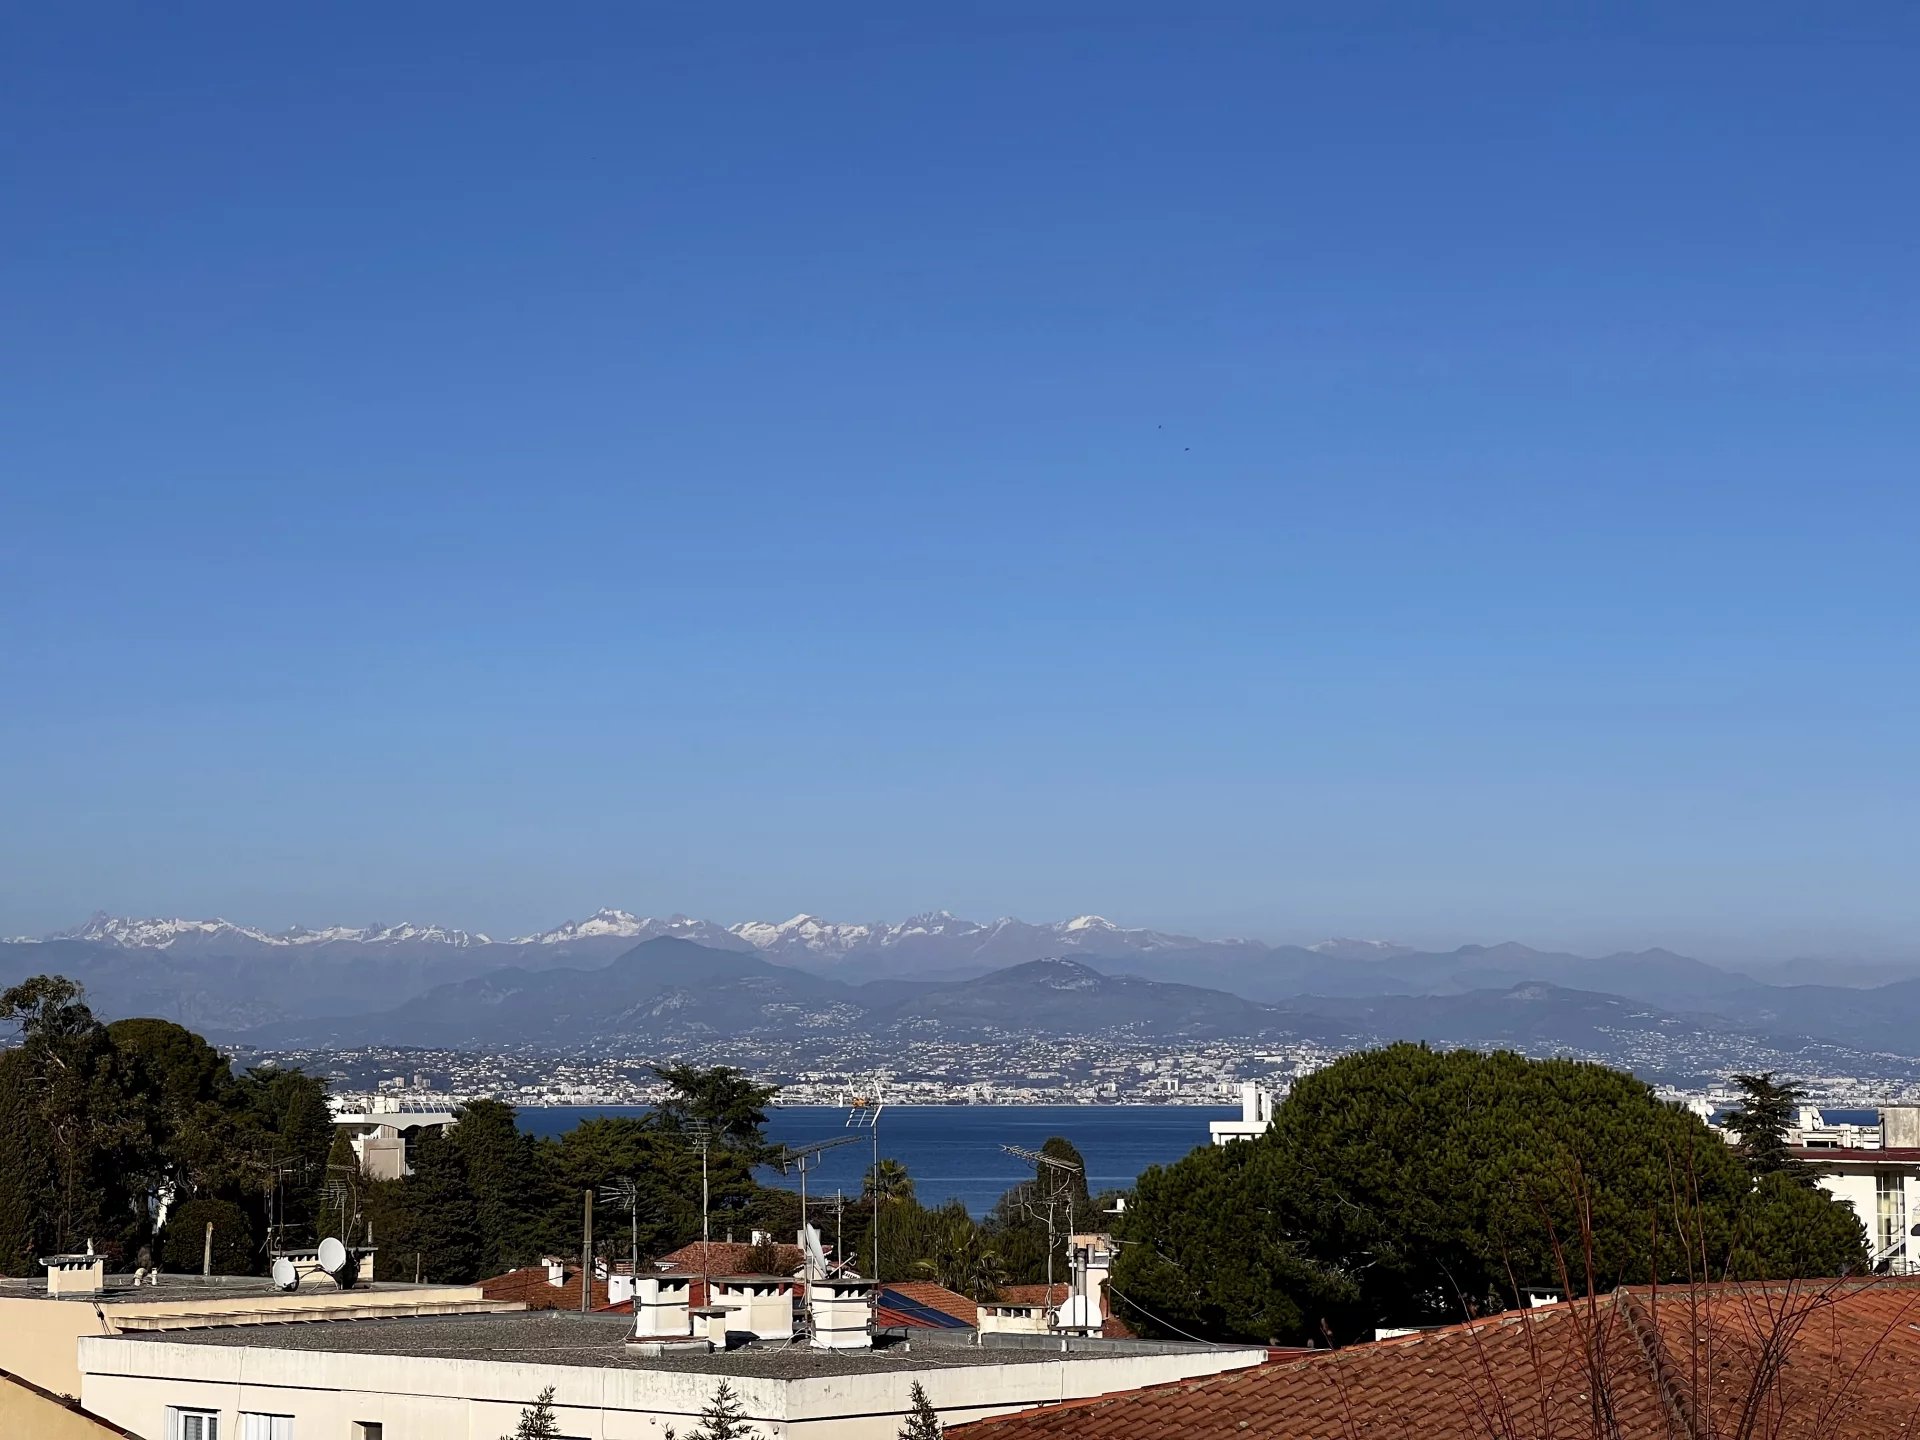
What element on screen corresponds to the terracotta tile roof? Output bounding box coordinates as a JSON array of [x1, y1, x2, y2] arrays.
[[478, 1264, 616, 1312], [878, 1281, 981, 1328], [957, 1278, 1920, 1439], [654, 1240, 806, 1276], [991, 1282, 1067, 1307]]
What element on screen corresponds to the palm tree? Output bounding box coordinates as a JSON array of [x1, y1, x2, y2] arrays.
[[912, 1213, 1006, 1301], [864, 1157, 915, 1206]]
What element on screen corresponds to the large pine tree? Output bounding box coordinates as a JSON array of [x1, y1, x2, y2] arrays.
[[1111, 1043, 1868, 1344]]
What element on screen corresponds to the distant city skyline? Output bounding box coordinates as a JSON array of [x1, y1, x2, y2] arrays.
[[3, 8, 1915, 964]]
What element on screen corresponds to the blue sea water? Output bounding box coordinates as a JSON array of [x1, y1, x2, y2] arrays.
[[516, 1104, 1233, 1214]]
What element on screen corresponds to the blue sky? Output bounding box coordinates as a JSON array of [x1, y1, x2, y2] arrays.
[[2, 4, 1915, 958]]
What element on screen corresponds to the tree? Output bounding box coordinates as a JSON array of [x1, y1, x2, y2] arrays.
[[161, 1197, 254, 1274], [983, 1136, 1090, 1284], [913, 1208, 1008, 1301], [381, 1128, 482, 1282], [501, 1385, 561, 1440], [0, 976, 155, 1258], [1110, 1044, 1868, 1345], [652, 1064, 779, 1156], [743, 1236, 785, 1274], [1724, 1071, 1813, 1185], [314, 1129, 363, 1247], [865, 1158, 916, 1207], [0, 1047, 56, 1275], [898, 1380, 943, 1440], [450, 1099, 552, 1274], [681, 1379, 760, 1440]]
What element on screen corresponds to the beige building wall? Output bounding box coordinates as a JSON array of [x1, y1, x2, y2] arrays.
[[80, 1335, 1265, 1440], [0, 1369, 142, 1440], [0, 1286, 494, 1399]]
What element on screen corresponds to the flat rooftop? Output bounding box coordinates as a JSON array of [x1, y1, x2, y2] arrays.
[[0, 1275, 465, 1306], [117, 1310, 1126, 1378]]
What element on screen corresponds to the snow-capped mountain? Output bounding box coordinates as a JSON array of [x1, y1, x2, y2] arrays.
[[48, 912, 490, 951], [720, 909, 1256, 974], [1307, 937, 1414, 961], [55, 913, 283, 949], [729, 913, 878, 954], [513, 910, 748, 950]]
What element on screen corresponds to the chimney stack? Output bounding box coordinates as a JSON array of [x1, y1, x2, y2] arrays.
[[633, 1275, 694, 1339], [808, 1277, 875, 1350], [41, 1254, 105, 1297]]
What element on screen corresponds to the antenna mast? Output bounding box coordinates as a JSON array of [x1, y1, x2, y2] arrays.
[[688, 1121, 713, 1296], [846, 1082, 885, 1280], [772, 1136, 859, 1283], [999, 1143, 1083, 1329]]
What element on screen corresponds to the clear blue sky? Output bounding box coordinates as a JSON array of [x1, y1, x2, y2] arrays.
[[3, 4, 1915, 959]]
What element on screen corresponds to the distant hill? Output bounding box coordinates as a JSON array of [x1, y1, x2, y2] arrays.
[[240, 943, 1315, 1048], [221, 940, 1920, 1092], [242, 938, 858, 1049], [9, 908, 1920, 1079]]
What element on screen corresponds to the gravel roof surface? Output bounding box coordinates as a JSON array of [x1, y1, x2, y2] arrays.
[[120, 1310, 1113, 1376]]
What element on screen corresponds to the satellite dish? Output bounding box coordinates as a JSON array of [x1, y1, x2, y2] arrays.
[[316, 1237, 349, 1276], [270, 1257, 299, 1292]]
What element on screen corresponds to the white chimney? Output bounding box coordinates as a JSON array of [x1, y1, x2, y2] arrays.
[[712, 1276, 797, 1341], [634, 1275, 694, 1338], [693, 1304, 732, 1348], [42, 1254, 105, 1297], [808, 1277, 875, 1350], [544, 1257, 567, 1288]]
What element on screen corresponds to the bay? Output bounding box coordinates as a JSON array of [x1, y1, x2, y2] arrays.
[[517, 1104, 1234, 1215]]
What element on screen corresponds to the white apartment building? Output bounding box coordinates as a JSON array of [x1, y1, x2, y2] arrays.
[[1208, 1082, 1275, 1144], [330, 1098, 460, 1181], [76, 1309, 1267, 1440], [1789, 1105, 1920, 1274]]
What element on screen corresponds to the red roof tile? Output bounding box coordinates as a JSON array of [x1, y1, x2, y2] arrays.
[[654, 1240, 807, 1276], [478, 1265, 617, 1312], [957, 1277, 1920, 1439], [992, 1282, 1068, 1308]]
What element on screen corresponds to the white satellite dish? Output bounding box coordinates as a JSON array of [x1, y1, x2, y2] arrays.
[[270, 1256, 299, 1292], [316, 1237, 349, 1276]]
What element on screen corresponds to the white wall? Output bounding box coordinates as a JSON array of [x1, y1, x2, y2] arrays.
[[80, 1335, 1265, 1439], [1815, 1166, 1918, 1271]]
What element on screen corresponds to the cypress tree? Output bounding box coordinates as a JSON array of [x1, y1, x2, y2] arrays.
[[898, 1380, 943, 1440]]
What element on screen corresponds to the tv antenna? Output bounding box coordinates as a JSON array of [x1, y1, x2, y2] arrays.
[[846, 1082, 886, 1279], [772, 1137, 859, 1283], [322, 1162, 363, 1247], [1000, 1143, 1084, 1328], [688, 1123, 713, 1293], [598, 1176, 643, 1285]]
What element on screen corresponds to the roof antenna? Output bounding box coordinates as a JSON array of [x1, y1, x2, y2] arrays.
[[1000, 1143, 1084, 1340]]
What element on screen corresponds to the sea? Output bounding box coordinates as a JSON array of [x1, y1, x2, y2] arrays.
[[517, 1104, 1234, 1215]]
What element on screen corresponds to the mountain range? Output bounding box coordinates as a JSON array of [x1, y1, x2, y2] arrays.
[[6, 909, 1920, 1083], [228, 940, 1919, 1092]]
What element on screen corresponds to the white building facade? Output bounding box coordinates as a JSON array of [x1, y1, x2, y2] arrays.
[[78, 1313, 1266, 1440]]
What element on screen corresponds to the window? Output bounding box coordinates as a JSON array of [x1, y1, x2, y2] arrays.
[[1877, 1172, 1907, 1259], [168, 1410, 219, 1440], [239, 1415, 292, 1440], [353, 1426, 383, 1440]]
